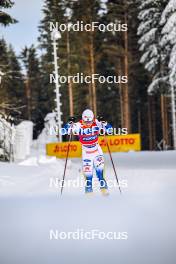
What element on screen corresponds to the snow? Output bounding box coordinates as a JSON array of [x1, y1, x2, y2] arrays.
[[148, 76, 169, 93], [139, 0, 158, 11], [138, 9, 160, 26], [0, 150, 176, 263], [137, 0, 162, 86], [0, 155, 65, 196], [138, 18, 156, 36], [160, 0, 176, 91], [0, 116, 14, 158], [160, 0, 176, 25], [137, 0, 173, 93], [161, 13, 176, 47], [169, 45, 176, 86], [138, 28, 157, 47]]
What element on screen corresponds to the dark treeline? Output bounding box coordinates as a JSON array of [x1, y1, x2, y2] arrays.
[[0, 0, 175, 149]]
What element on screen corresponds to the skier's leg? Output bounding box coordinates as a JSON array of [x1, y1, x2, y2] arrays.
[[82, 157, 94, 193], [94, 155, 108, 190]]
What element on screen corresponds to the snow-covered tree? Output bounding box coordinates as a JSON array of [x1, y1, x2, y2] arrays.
[[160, 0, 176, 87], [0, 113, 15, 161], [160, 0, 176, 149], [137, 0, 167, 93], [0, 39, 25, 115]]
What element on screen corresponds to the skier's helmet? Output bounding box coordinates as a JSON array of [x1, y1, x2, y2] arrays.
[[82, 109, 94, 125]]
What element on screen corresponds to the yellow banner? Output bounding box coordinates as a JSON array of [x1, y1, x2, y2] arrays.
[[99, 134, 141, 153], [46, 134, 141, 158], [46, 141, 82, 158]]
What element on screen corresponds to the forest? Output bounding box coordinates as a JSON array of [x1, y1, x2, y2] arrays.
[[0, 0, 176, 150]]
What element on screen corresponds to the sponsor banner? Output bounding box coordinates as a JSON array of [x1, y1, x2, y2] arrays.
[[46, 141, 82, 158], [46, 134, 141, 158], [99, 134, 141, 152]]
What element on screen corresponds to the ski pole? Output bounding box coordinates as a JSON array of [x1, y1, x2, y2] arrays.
[[61, 129, 72, 196], [104, 135, 122, 194]]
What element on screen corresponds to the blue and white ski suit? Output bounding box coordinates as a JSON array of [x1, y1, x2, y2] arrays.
[[65, 119, 112, 193]]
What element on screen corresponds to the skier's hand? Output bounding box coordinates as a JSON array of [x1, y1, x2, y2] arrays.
[[68, 116, 76, 124], [97, 116, 107, 125], [97, 116, 105, 122]]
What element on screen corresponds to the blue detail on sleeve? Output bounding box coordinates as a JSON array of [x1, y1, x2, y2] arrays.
[[102, 123, 113, 134], [105, 123, 112, 130], [64, 123, 70, 131], [61, 123, 73, 135]]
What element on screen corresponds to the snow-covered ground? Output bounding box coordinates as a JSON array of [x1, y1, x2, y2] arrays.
[[0, 151, 176, 264]]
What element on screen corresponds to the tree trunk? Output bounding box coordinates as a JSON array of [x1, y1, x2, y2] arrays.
[[117, 58, 124, 127], [25, 79, 31, 120], [66, 30, 74, 116], [138, 109, 141, 135], [123, 8, 131, 133], [161, 94, 170, 148], [148, 95, 155, 150], [89, 30, 97, 116]]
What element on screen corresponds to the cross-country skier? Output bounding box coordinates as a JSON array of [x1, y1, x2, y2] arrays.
[[65, 109, 112, 195]]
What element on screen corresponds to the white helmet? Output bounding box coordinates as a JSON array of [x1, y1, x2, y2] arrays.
[[82, 109, 94, 123]]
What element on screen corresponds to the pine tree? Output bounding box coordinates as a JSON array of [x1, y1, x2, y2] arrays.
[[160, 0, 176, 88], [0, 39, 25, 119], [38, 0, 104, 122], [21, 45, 44, 137], [97, 0, 123, 128], [0, 38, 10, 106], [0, 0, 17, 26], [160, 0, 176, 149], [7, 45, 25, 107], [137, 0, 168, 93], [38, 0, 71, 123], [71, 0, 102, 117], [137, 0, 169, 149], [127, 0, 152, 148], [103, 0, 150, 144], [0, 1, 18, 114]]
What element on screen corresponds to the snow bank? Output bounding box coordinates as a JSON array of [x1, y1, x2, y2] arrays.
[[0, 151, 176, 264], [0, 150, 175, 197]]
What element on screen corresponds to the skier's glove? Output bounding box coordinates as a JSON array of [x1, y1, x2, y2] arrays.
[[97, 116, 105, 122], [68, 116, 76, 124], [97, 116, 107, 125]]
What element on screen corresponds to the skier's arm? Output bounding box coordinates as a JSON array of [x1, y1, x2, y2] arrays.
[[96, 117, 113, 134], [63, 117, 80, 135], [102, 122, 113, 134]]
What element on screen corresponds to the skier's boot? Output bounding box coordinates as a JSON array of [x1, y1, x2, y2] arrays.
[[96, 169, 109, 196], [85, 176, 93, 195], [100, 188, 109, 196]]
